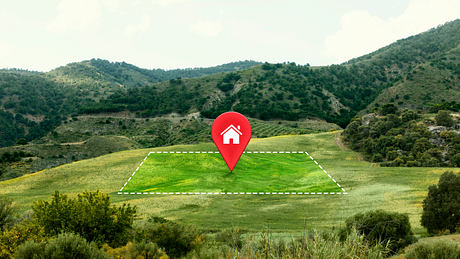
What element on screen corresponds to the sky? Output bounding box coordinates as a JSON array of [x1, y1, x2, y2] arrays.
[[0, 0, 459, 71]]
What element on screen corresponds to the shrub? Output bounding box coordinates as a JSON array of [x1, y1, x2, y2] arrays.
[[215, 227, 244, 250], [236, 229, 387, 258], [15, 232, 109, 259], [135, 217, 201, 258], [104, 241, 168, 259], [406, 239, 460, 259], [14, 240, 45, 259], [32, 191, 136, 247], [421, 171, 460, 234], [16, 138, 28, 145], [0, 220, 46, 258], [380, 103, 398, 115], [344, 210, 415, 253], [0, 197, 16, 231], [435, 110, 454, 127]]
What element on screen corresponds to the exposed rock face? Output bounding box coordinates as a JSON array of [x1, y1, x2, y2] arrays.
[[362, 113, 378, 126], [428, 126, 447, 135]]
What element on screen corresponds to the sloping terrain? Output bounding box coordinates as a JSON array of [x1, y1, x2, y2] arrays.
[[1, 132, 459, 233], [84, 20, 460, 127]]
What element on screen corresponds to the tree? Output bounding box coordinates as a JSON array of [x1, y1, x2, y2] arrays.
[[421, 171, 460, 234], [32, 191, 136, 247], [435, 110, 454, 127], [380, 103, 398, 115]]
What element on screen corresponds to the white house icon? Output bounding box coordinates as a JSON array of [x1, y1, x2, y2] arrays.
[[220, 124, 242, 144]]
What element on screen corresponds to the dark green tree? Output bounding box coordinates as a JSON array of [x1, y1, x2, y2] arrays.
[[421, 171, 460, 234], [380, 103, 398, 115], [435, 110, 454, 127]]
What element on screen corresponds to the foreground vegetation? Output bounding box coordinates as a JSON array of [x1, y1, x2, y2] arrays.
[[1, 180, 458, 258]]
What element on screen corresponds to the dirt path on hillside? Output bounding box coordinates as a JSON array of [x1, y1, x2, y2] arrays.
[[334, 132, 346, 151], [335, 132, 364, 161]]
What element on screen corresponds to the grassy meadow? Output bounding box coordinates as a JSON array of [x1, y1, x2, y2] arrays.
[[1, 131, 459, 236], [122, 152, 342, 193]]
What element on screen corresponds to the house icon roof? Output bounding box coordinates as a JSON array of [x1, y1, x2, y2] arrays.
[[220, 124, 242, 136]]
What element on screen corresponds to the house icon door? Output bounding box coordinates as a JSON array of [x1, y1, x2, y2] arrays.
[[220, 124, 242, 144]]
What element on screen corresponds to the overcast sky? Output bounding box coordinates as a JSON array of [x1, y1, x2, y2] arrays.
[[1, 0, 459, 71]]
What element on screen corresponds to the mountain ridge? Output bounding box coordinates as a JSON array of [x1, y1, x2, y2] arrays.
[[1, 19, 460, 148]]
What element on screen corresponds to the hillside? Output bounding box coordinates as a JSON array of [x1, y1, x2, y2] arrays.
[[83, 20, 460, 127], [46, 59, 261, 90], [1, 132, 459, 233], [1, 20, 459, 149], [0, 114, 337, 180], [0, 60, 261, 147]]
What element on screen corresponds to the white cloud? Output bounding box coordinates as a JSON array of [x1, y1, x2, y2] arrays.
[[124, 15, 151, 37], [189, 20, 222, 37], [47, 0, 101, 33], [152, 0, 189, 6], [324, 0, 460, 63]]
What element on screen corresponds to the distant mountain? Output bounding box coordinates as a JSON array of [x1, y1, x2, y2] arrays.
[[0, 60, 261, 147], [1, 19, 459, 147], [84, 20, 460, 127], [46, 59, 262, 88]]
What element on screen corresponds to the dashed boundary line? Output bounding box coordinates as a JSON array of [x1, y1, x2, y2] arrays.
[[118, 151, 347, 195]]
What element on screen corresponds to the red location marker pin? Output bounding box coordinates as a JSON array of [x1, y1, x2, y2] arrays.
[[212, 112, 252, 172]]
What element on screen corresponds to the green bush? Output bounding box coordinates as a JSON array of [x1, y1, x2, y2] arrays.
[[15, 233, 109, 259], [32, 191, 136, 247], [103, 241, 168, 259], [344, 210, 415, 253], [421, 171, 460, 234], [215, 227, 244, 249], [0, 197, 16, 231], [134, 241, 168, 259], [135, 216, 201, 258], [234, 229, 387, 258], [406, 239, 460, 259], [14, 240, 45, 259], [435, 110, 454, 127]]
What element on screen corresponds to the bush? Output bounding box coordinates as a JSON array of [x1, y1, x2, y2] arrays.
[[0, 220, 46, 258], [104, 241, 168, 259], [406, 239, 460, 259], [0, 197, 16, 231], [32, 191, 136, 247], [234, 229, 387, 258], [380, 103, 398, 115], [14, 240, 45, 259], [135, 216, 201, 258], [421, 171, 460, 234], [435, 110, 454, 127], [215, 227, 244, 250], [15, 233, 109, 259], [344, 210, 415, 253]]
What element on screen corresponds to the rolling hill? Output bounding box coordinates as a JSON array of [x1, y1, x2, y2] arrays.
[[0, 20, 459, 151], [83, 20, 460, 127], [1, 132, 459, 233], [0, 60, 261, 147]]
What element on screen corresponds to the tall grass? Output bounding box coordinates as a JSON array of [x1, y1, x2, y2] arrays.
[[190, 228, 388, 259]]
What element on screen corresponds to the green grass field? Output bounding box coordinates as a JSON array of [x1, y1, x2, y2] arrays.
[[1, 131, 459, 235], [121, 152, 343, 194]]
